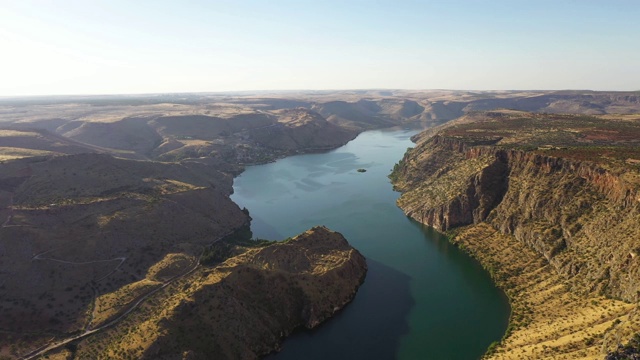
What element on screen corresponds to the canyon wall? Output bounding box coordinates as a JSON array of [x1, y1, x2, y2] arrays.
[[391, 113, 640, 358], [394, 134, 640, 302]]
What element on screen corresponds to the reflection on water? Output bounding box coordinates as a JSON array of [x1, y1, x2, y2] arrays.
[[264, 260, 413, 360], [232, 129, 509, 360]]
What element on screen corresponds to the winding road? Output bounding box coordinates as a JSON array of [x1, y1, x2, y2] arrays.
[[18, 223, 240, 359], [21, 250, 203, 360]]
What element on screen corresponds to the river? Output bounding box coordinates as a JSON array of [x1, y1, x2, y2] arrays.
[[231, 129, 509, 360]]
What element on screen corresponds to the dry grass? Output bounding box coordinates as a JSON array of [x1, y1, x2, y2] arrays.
[[70, 227, 366, 359], [452, 224, 638, 359], [146, 252, 198, 282], [92, 279, 162, 328], [394, 119, 640, 358], [0, 153, 249, 358], [0, 146, 56, 160], [0, 130, 40, 137]]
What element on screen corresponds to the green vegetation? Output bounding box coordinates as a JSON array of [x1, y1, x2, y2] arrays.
[[485, 340, 500, 356], [388, 158, 405, 183]]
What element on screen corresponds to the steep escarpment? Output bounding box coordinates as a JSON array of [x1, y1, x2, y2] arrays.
[[2, 93, 639, 359], [394, 130, 640, 302], [392, 135, 509, 231], [392, 111, 640, 358], [71, 226, 367, 360]]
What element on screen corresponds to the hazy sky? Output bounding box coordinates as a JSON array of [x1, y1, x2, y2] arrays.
[[1, 0, 638, 96]]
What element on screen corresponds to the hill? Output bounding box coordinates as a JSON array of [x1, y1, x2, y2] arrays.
[[69, 226, 366, 360], [2, 91, 638, 165], [0, 154, 248, 358], [0, 152, 367, 359]]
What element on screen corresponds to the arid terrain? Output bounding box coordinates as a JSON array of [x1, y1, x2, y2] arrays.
[[391, 109, 640, 359], [47, 226, 366, 360], [0, 90, 639, 359], [2, 90, 639, 164]]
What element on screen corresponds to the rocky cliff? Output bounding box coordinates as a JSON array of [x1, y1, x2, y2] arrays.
[[392, 111, 640, 358]]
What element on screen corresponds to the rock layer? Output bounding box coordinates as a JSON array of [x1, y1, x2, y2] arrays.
[[392, 111, 640, 358]]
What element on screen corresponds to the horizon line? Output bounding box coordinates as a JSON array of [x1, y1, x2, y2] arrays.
[[1, 88, 639, 100]]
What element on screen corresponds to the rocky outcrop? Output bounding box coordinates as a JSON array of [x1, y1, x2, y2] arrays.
[[395, 134, 640, 301], [73, 226, 367, 360], [391, 112, 640, 358]]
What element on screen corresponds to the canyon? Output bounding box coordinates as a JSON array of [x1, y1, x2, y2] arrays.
[[0, 90, 639, 358], [392, 110, 640, 359]]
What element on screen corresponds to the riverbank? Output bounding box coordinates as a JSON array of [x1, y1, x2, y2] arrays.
[[449, 224, 636, 359], [390, 110, 640, 359], [64, 227, 367, 359], [233, 129, 509, 360]]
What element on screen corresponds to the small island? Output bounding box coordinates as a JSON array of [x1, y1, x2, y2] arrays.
[[357, 168, 367, 173]]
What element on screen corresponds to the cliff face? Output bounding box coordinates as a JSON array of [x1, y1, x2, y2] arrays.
[[392, 111, 640, 357], [395, 134, 640, 301], [73, 226, 367, 360], [394, 114, 640, 301]]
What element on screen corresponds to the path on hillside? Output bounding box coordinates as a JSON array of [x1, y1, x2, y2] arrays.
[[21, 250, 203, 360], [20, 225, 240, 359], [32, 250, 127, 281]]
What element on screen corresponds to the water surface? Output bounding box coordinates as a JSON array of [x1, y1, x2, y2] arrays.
[[231, 129, 509, 360]]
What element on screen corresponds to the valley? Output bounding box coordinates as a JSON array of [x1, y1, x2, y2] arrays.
[[0, 90, 639, 359]]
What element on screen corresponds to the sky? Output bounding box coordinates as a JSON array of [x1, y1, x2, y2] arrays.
[[0, 0, 638, 96]]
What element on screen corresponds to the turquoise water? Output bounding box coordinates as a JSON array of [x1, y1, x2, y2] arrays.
[[231, 129, 509, 360]]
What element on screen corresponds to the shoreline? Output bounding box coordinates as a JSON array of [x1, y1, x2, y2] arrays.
[[401, 214, 637, 359], [393, 194, 637, 359], [234, 128, 508, 359], [388, 109, 640, 358], [445, 224, 636, 359]]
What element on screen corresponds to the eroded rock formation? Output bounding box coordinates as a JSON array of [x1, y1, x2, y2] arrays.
[[392, 111, 640, 358]]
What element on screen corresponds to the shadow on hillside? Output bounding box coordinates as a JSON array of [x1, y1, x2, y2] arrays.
[[264, 259, 413, 360]]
